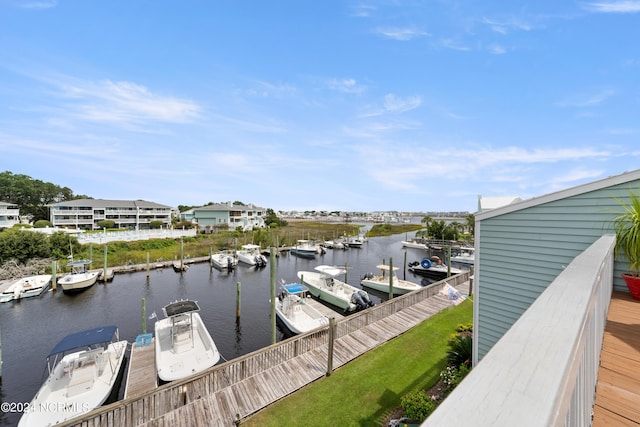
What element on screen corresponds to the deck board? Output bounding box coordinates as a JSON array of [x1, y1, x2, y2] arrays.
[[124, 338, 157, 399], [593, 291, 640, 426]]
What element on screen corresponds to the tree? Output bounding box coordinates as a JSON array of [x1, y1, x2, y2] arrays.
[[264, 208, 287, 227], [0, 229, 50, 264], [465, 214, 475, 237], [49, 231, 80, 259], [97, 220, 116, 229], [149, 220, 164, 229]]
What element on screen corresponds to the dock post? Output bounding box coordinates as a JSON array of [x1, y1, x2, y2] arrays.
[[270, 247, 277, 345], [388, 257, 394, 300], [403, 251, 407, 280], [326, 317, 336, 376], [180, 237, 184, 271], [142, 298, 147, 334], [89, 243, 93, 264], [146, 252, 150, 278], [344, 262, 348, 284], [51, 260, 57, 291], [103, 246, 108, 282], [209, 247, 213, 270], [236, 282, 241, 320]]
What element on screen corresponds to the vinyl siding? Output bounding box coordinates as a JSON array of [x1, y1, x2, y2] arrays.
[[475, 176, 640, 360]]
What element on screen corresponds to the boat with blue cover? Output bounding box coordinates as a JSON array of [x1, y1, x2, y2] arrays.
[[275, 282, 329, 334]]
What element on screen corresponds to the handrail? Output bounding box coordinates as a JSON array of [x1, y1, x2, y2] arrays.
[[424, 235, 615, 427], [58, 271, 469, 426]]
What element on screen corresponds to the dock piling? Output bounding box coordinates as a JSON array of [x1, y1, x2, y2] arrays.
[[270, 247, 276, 345], [388, 257, 394, 300], [51, 260, 57, 291], [236, 282, 241, 320], [142, 298, 147, 334]]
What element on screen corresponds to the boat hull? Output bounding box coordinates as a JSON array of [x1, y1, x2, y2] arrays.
[[211, 254, 238, 269], [59, 272, 99, 293], [360, 277, 420, 295]]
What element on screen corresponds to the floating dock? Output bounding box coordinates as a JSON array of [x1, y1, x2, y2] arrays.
[[124, 334, 157, 399]]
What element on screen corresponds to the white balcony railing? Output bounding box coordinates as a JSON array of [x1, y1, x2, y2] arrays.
[[424, 235, 615, 427]]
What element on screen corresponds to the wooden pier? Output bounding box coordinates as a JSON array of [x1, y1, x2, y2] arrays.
[[124, 334, 157, 399], [58, 273, 471, 427]]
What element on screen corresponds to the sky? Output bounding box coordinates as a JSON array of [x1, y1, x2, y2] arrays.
[[1, 1, 639, 213]]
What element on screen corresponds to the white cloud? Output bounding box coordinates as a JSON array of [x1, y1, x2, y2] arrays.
[[488, 44, 507, 55], [555, 89, 616, 108], [383, 94, 422, 113], [374, 27, 430, 41], [481, 17, 533, 34], [327, 78, 366, 94], [439, 39, 471, 51], [583, 1, 640, 13]]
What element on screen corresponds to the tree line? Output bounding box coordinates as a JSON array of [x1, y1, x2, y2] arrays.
[[0, 171, 90, 222]]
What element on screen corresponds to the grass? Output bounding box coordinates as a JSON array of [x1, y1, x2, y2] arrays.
[[243, 299, 473, 427]]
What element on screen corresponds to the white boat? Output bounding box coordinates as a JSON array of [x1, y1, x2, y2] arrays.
[[0, 274, 52, 302], [211, 252, 238, 269], [18, 325, 128, 427], [275, 282, 329, 334], [451, 247, 475, 265], [236, 244, 267, 267], [155, 300, 221, 382], [290, 240, 320, 258], [360, 265, 422, 295], [408, 256, 463, 279], [59, 260, 99, 293], [345, 236, 365, 248], [297, 265, 374, 312], [401, 238, 429, 250]]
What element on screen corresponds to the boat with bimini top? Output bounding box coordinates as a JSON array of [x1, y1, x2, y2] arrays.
[[59, 260, 99, 293], [18, 325, 128, 427]]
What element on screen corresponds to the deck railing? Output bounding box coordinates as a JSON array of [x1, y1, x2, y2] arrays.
[[424, 235, 615, 427], [59, 271, 470, 426]]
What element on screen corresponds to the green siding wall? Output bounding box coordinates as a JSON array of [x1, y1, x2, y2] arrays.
[[476, 179, 640, 360]]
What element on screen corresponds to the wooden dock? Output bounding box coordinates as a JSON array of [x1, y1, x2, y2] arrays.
[[58, 273, 470, 427], [592, 291, 640, 425], [124, 334, 157, 399]]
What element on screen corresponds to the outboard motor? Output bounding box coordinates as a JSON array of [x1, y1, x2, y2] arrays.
[[361, 272, 373, 280], [227, 257, 234, 270], [358, 290, 374, 308], [351, 291, 367, 311]]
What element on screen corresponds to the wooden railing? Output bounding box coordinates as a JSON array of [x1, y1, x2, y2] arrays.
[[424, 235, 615, 427], [59, 271, 470, 426]]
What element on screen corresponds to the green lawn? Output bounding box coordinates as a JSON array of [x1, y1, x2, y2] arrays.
[[243, 299, 473, 427]]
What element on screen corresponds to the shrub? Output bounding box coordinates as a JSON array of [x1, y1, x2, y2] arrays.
[[400, 390, 436, 421], [446, 334, 472, 368], [440, 364, 471, 395]]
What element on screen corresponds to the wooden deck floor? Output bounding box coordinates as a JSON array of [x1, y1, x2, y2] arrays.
[[124, 336, 157, 399], [593, 291, 640, 426]]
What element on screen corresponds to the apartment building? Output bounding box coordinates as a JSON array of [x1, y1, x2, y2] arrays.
[[48, 199, 173, 230]]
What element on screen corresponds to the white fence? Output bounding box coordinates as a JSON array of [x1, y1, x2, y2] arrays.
[[77, 228, 197, 244], [424, 235, 615, 427]]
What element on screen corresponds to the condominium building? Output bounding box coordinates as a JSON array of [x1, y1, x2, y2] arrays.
[[48, 199, 173, 230], [188, 202, 266, 231], [0, 201, 19, 229]]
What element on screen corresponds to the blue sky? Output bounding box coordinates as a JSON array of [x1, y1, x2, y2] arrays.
[[1, 1, 639, 213]]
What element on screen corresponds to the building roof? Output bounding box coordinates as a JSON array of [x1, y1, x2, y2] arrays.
[[477, 169, 640, 221], [48, 199, 172, 209], [193, 202, 264, 212], [477, 196, 523, 213]]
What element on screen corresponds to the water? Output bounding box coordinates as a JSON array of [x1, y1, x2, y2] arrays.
[[0, 232, 461, 426]]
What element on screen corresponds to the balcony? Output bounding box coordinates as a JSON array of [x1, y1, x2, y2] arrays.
[[424, 235, 640, 426]]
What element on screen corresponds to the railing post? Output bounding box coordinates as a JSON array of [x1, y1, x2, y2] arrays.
[[326, 317, 336, 376]]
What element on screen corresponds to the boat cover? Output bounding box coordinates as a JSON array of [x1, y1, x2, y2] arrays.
[[48, 325, 118, 356], [163, 300, 200, 317], [283, 283, 307, 294]]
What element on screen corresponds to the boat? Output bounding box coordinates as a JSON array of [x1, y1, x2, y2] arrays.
[[408, 256, 463, 279], [297, 265, 374, 313], [400, 238, 429, 250], [210, 252, 238, 269], [236, 244, 268, 267], [290, 240, 321, 258], [360, 265, 422, 295], [275, 282, 329, 334], [0, 274, 52, 303], [451, 246, 475, 265], [344, 236, 365, 248], [18, 325, 128, 427], [59, 260, 99, 293], [154, 300, 221, 382]]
